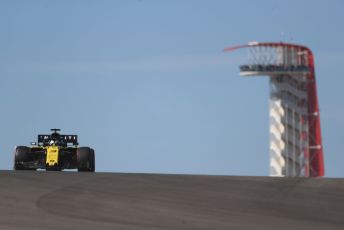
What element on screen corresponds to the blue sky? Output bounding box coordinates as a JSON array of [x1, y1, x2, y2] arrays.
[[1, 0, 343, 177]]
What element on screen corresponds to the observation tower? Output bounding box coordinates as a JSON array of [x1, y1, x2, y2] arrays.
[[225, 42, 324, 177]]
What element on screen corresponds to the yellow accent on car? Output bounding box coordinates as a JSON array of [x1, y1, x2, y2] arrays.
[[46, 146, 59, 166]]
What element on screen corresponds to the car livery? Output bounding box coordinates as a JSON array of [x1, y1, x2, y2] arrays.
[[14, 129, 95, 172]]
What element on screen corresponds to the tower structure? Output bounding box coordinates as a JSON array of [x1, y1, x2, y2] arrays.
[[225, 42, 324, 177]]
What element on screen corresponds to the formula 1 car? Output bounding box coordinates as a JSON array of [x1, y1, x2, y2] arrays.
[[13, 129, 95, 172]]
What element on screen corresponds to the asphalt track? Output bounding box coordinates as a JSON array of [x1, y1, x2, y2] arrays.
[[1, 171, 344, 230]]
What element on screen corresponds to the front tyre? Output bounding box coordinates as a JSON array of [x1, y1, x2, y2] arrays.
[[14, 146, 34, 170], [77, 147, 95, 172], [90, 148, 95, 172]]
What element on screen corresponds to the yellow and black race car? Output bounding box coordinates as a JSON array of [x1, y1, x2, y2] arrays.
[[13, 129, 95, 172]]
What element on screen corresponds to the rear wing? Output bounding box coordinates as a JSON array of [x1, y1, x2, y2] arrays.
[[38, 134, 78, 146]]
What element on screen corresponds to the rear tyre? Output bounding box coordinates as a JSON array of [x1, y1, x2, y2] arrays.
[[77, 147, 94, 172], [14, 146, 34, 170]]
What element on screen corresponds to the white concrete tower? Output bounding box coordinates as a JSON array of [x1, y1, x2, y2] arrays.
[[225, 42, 324, 177]]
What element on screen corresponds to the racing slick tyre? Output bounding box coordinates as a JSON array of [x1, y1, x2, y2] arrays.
[[14, 146, 34, 170], [77, 147, 95, 172], [90, 148, 95, 172]]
